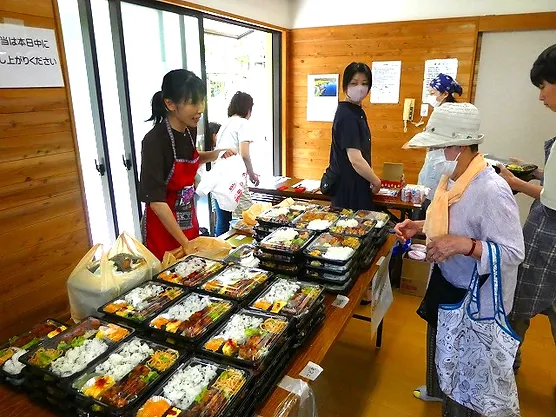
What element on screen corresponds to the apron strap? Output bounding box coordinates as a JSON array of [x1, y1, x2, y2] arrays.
[[164, 118, 178, 161]]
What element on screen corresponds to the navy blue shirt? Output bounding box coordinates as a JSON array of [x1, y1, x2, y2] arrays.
[[329, 102, 373, 210]]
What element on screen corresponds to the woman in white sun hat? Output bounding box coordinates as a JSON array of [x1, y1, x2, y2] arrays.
[[394, 103, 525, 416]]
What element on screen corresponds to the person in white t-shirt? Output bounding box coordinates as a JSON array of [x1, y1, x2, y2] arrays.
[[214, 91, 260, 236], [497, 43, 556, 373]]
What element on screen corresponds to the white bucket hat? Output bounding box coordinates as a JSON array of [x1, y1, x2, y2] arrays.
[[406, 102, 485, 149]]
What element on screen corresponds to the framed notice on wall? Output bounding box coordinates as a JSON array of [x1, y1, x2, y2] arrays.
[[307, 74, 339, 122], [0, 23, 64, 88]]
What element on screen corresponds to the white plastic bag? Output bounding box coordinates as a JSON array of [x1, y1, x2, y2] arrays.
[[67, 232, 160, 322], [197, 155, 247, 212], [273, 376, 318, 417], [67, 244, 118, 323]]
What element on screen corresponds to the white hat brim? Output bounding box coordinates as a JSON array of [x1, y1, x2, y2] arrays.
[[407, 131, 485, 149]]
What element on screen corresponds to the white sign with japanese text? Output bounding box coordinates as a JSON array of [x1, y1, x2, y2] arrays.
[[0, 24, 64, 88]]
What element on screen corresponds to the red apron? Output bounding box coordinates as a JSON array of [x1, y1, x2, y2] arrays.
[[143, 119, 200, 260]]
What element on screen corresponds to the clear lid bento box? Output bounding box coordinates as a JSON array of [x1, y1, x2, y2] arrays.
[[154, 256, 226, 288], [304, 233, 362, 266], [259, 227, 315, 256], [199, 265, 272, 303], [148, 292, 236, 346]]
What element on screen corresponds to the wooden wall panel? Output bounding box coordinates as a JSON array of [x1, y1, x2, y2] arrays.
[[286, 18, 479, 183], [0, 1, 90, 341]]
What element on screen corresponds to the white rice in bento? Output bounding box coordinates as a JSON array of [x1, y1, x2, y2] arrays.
[[162, 363, 217, 410], [124, 284, 164, 310], [50, 338, 109, 378], [259, 279, 300, 304], [215, 314, 263, 345], [164, 294, 210, 322], [94, 338, 153, 381], [3, 348, 27, 375]]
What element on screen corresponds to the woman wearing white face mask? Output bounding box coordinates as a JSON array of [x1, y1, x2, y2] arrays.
[[394, 103, 524, 416], [417, 74, 463, 219], [324, 62, 382, 210]]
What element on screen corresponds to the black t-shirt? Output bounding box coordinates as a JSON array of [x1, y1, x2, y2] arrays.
[[329, 101, 373, 210], [139, 122, 197, 203]]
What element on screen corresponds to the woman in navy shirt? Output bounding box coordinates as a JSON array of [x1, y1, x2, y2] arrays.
[[328, 62, 382, 210]]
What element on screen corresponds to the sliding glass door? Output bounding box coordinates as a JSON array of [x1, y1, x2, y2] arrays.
[[58, 0, 281, 244]]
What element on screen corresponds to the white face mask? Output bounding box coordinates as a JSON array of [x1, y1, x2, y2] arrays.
[[427, 95, 442, 108], [347, 85, 369, 103], [429, 148, 461, 178]]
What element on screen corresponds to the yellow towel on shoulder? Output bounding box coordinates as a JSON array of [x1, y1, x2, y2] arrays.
[[424, 154, 487, 239]]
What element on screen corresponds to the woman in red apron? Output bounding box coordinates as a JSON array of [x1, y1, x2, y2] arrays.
[[139, 70, 234, 260]]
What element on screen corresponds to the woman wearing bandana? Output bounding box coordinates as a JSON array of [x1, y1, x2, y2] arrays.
[[139, 70, 235, 260], [326, 62, 382, 210], [416, 74, 463, 219]]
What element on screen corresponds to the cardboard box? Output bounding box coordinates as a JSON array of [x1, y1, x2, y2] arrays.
[[399, 240, 432, 297]]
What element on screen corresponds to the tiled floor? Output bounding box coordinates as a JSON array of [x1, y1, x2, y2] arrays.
[[312, 291, 556, 417]]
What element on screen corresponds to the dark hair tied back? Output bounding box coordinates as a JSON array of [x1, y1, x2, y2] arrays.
[[148, 69, 206, 124]]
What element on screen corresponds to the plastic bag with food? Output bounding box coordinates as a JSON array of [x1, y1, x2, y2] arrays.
[[107, 232, 158, 294], [67, 232, 160, 322], [67, 244, 118, 323], [273, 376, 318, 417]]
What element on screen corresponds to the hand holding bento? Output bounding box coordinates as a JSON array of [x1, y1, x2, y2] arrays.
[[426, 235, 472, 263], [496, 163, 518, 189], [394, 219, 421, 243]]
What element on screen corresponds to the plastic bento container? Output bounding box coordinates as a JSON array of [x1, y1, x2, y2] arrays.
[[200, 309, 290, 369], [257, 259, 303, 277], [134, 356, 252, 417], [199, 265, 272, 303], [0, 319, 68, 385], [319, 206, 356, 217], [154, 255, 226, 289], [254, 248, 297, 264], [20, 317, 134, 386], [329, 217, 376, 238], [305, 255, 358, 275], [257, 203, 317, 228], [225, 244, 257, 264], [98, 282, 185, 328], [259, 227, 315, 256], [148, 292, 236, 347], [70, 336, 183, 415], [305, 267, 357, 285], [354, 210, 391, 229], [292, 211, 339, 232], [249, 278, 324, 321], [304, 233, 362, 266]]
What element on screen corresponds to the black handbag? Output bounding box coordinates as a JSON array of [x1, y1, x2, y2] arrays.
[[320, 167, 339, 196]]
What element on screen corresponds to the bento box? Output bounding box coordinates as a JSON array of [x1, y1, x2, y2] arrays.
[[98, 282, 185, 328], [259, 227, 315, 256], [198, 265, 272, 304], [257, 259, 303, 277], [148, 292, 236, 348], [200, 309, 290, 370], [224, 244, 257, 264], [256, 203, 316, 228], [70, 336, 183, 415], [134, 357, 252, 417], [0, 319, 68, 386], [292, 211, 339, 232], [329, 217, 376, 238], [320, 206, 355, 217], [305, 255, 358, 275], [305, 267, 357, 285], [304, 233, 362, 266], [249, 278, 324, 323], [254, 248, 297, 264], [354, 211, 391, 235], [154, 256, 226, 288], [20, 317, 134, 388]]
